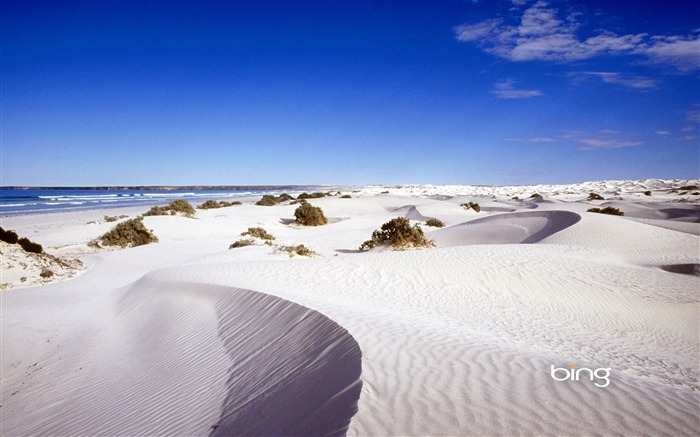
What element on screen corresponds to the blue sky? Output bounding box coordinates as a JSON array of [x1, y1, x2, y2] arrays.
[[2, 0, 699, 186]]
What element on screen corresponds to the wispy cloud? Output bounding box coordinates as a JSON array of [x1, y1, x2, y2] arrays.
[[583, 72, 657, 89], [574, 138, 644, 150], [492, 79, 543, 99], [655, 130, 672, 136], [507, 136, 557, 143], [454, 1, 700, 71]]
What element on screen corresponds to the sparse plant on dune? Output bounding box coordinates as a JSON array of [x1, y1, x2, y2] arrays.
[[587, 193, 604, 201], [278, 244, 318, 257], [360, 217, 434, 251], [644, 191, 652, 196], [199, 200, 242, 209], [104, 215, 119, 222], [276, 193, 295, 202], [229, 238, 255, 249], [18, 237, 43, 254], [425, 218, 445, 228], [143, 200, 196, 217], [241, 227, 275, 241], [340, 194, 352, 199], [255, 195, 279, 206], [294, 203, 328, 226], [461, 202, 481, 212], [679, 185, 698, 191], [297, 192, 329, 200], [587, 207, 624, 216], [97, 217, 159, 248], [530, 193, 542, 199], [290, 198, 308, 205], [0, 227, 19, 244]]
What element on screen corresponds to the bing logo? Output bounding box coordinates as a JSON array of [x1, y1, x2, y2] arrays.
[[550, 363, 611, 388]]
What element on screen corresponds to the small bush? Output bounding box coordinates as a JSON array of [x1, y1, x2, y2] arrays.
[[461, 202, 481, 212], [144, 200, 196, 217], [241, 227, 275, 241], [644, 191, 652, 196], [530, 193, 543, 199], [40, 268, 54, 278], [276, 193, 295, 202], [294, 203, 328, 226], [18, 237, 43, 254], [340, 194, 352, 199], [425, 218, 445, 228], [104, 215, 119, 222], [360, 217, 434, 251], [290, 199, 308, 205], [229, 238, 254, 249], [0, 227, 19, 244], [99, 217, 159, 248], [297, 192, 328, 200], [256, 195, 279, 206], [587, 193, 604, 201], [587, 207, 624, 216], [380, 191, 390, 194], [279, 244, 317, 257], [199, 199, 223, 209], [679, 185, 699, 191]]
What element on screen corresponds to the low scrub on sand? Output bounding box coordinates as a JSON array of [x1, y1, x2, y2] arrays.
[[587, 207, 624, 216], [530, 193, 543, 199], [276, 193, 295, 202], [340, 194, 352, 199], [644, 191, 652, 196], [255, 195, 279, 206], [425, 218, 445, 228], [294, 203, 328, 226], [278, 244, 317, 257], [199, 199, 242, 209], [297, 192, 330, 200], [229, 238, 255, 249], [360, 217, 434, 251], [97, 217, 159, 248], [461, 202, 481, 212], [1, 227, 44, 253], [587, 193, 605, 201], [241, 227, 275, 241], [679, 185, 699, 191], [143, 200, 196, 217]]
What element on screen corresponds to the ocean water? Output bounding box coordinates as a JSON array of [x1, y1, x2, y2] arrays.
[[0, 188, 299, 216]]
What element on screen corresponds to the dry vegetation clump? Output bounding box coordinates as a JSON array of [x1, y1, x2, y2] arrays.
[[530, 193, 543, 199], [229, 238, 255, 249], [294, 203, 328, 226], [255, 195, 279, 206], [278, 244, 317, 257], [1, 227, 44, 253], [340, 194, 352, 199], [290, 198, 308, 205], [297, 192, 330, 200], [587, 193, 605, 201], [104, 215, 119, 222], [587, 207, 624, 216], [679, 185, 699, 191], [276, 193, 295, 202], [360, 217, 434, 251], [461, 202, 481, 212], [644, 190, 652, 196], [143, 200, 196, 217], [199, 199, 242, 209], [241, 227, 275, 241], [97, 217, 159, 248], [425, 218, 445, 228]]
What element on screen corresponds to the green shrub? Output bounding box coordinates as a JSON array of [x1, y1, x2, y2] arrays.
[[143, 200, 196, 217], [294, 203, 328, 226], [199, 199, 223, 209], [256, 195, 279, 206], [461, 202, 481, 212], [425, 218, 445, 228], [587, 193, 604, 201], [530, 193, 543, 199], [241, 227, 275, 241], [276, 193, 295, 202], [340, 194, 352, 199], [0, 227, 19, 244], [297, 192, 328, 200], [644, 191, 652, 196], [229, 238, 254, 249], [18, 237, 43, 254], [360, 217, 434, 251], [98, 217, 159, 248], [587, 207, 624, 216], [279, 244, 317, 257]]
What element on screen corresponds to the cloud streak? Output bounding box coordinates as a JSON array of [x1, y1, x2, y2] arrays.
[[492, 79, 543, 99], [454, 1, 700, 71]]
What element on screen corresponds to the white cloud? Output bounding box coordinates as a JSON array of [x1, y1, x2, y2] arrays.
[[507, 136, 557, 143], [656, 130, 672, 136], [574, 138, 643, 151], [583, 72, 657, 89], [454, 1, 700, 71], [686, 109, 700, 124], [492, 79, 543, 99]]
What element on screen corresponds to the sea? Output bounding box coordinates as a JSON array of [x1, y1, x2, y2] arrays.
[[0, 187, 320, 216]]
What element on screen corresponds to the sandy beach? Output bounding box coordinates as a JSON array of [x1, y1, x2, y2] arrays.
[[1, 179, 699, 436]]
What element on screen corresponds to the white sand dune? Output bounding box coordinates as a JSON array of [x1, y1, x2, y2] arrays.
[[1, 178, 698, 436]]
